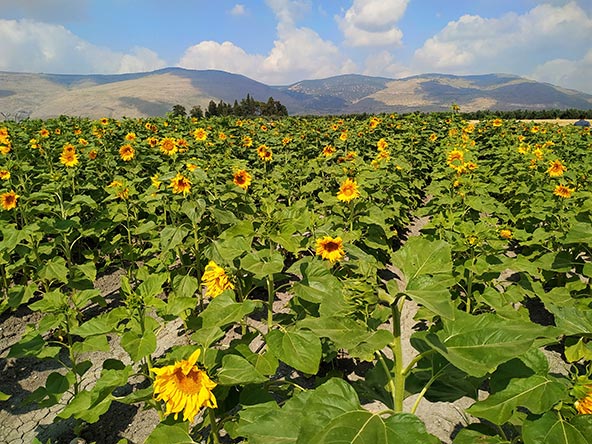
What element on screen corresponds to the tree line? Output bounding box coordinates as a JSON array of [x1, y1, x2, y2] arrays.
[[170, 94, 288, 118]]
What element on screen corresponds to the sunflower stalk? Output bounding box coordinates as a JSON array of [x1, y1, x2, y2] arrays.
[[208, 408, 220, 444], [266, 275, 275, 330], [389, 297, 406, 413]]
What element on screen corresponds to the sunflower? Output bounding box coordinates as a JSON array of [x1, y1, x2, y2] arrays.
[[429, 134, 438, 142], [0, 145, 10, 155], [39, 128, 50, 138], [151, 174, 161, 189], [193, 128, 208, 141], [376, 138, 388, 152], [446, 149, 464, 165], [492, 118, 503, 127], [553, 184, 574, 198], [576, 394, 592, 415], [60, 150, 79, 167], [88, 149, 98, 160], [233, 170, 252, 190], [257, 145, 272, 162], [369, 117, 381, 128], [0, 169, 10, 180], [1, 190, 19, 210], [242, 136, 253, 147], [78, 138, 88, 146], [99, 117, 109, 125], [160, 137, 178, 156], [119, 144, 135, 161], [169, 173, 192, 195], [547, 159, 567, 177], [322, 145, 336, 157], [339, 131, 348, 141], [152, 349, 217, 422], [125, 132, 136, 141], [315, 236, 345, 263], [499, 229, 512, 240], [337, 178, 360, 202], [202, 261, 234, 298], [147, 137, 159, 147]]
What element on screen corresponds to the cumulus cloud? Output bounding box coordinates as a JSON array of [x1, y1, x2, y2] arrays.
[[337, 0, 408, 47], [362, 50, 412, 79], [411, 2, 592, 92], [531, 49, 592, 94], [179, 0, 355, 84], [229, 4, 246, 16], [0, 19, 166, 74]]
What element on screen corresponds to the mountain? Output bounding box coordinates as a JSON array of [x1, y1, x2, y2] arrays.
[[1, 67, 591, 119]]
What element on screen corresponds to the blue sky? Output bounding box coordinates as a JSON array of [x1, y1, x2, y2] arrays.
[[1, 0, 591, 93]]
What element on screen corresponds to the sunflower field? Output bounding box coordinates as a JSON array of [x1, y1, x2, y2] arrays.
[[0, 113, 591, 443]]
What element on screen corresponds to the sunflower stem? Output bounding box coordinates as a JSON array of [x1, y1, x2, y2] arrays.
[[208, 408, 220, 444], [389, 298, 405, 413], [266, 275, 274, 330]]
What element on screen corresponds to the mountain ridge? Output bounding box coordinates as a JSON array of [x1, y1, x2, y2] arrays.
[[1, 67, 590, 119]]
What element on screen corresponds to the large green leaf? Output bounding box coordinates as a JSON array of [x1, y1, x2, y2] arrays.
[[199, 293, 260, 328], [390, 237, 455, 319], [240, 249, 285, 279], [424, 310, 553, 377], [217, 354, 268, 385], [310, 412, 439, 444], [145, 422, 197, 444], [467, 375, 569, 424], [120, 329, 157, 362], [266, 328, 321, 374], [523, 412, 592, 444], [38, 257, 69, 284], [291, 258, 342, 304], [160, 226, 189, 251]]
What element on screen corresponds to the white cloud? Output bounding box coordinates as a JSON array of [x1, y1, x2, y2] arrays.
[[411, 2, 592, 92], [0, 19, 166, 74], [178, 1, 355, 84], [337, 0, 408, 47], [229, 4, 246, 16], [531, 49, 592, 94], [265, 0, 311, 26], [362, 50, 412, 79]]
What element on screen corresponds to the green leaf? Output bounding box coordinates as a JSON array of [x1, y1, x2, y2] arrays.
[[467, 375, 569, 424], [120, 329, 157, 362], [172, 274, 199, 298], [160, 226, 189, 252], [45, 372, 72, 395], [145, 422, 196, 444], [267, 328, 321, 374], [217, 354, 268, 385], [191, 326, 225, 348], [199, 293, 259, 328], [523, 412, 592, 444], [38, 257, 69, 284], [137, 273, 168, 299], [71, 313, 117, 337], [564, 222, 592, 246], [453, 427, 510, 443], [241, 249, 285, 279], [552, 306, 592, 336], [424, 310, 553, 377], [390, 237, 455, 319], [310, 412, 439, 444], [0, 391, 11, 401], [291, 258, 342, 304]]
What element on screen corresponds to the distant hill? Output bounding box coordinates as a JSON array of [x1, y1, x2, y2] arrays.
[[0, 67, 590, 119]]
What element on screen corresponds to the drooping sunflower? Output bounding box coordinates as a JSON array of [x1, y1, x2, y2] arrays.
[[1, 190, 19, 210], [60, 150, 79, 167], [169, 173, 192, 195], [315, 236, 345, 263], [547, 159, 567, 177], [160, 137, 178, 156], [119, 144, 135, 161], [152, 349, 217, 422], [0, 169, 10, 180], [553, 184, 574, 198], [202, 261, 234, 298], [337, 178, 360, 202], [233, 169, 252, 190]]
